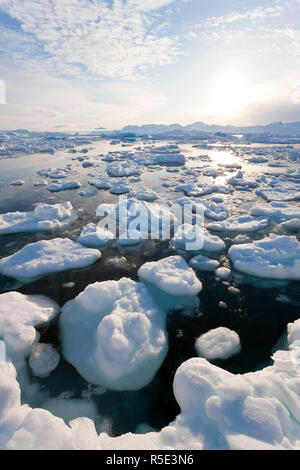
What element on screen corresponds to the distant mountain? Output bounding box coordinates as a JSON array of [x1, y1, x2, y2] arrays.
[[121, 121, 300, 136]]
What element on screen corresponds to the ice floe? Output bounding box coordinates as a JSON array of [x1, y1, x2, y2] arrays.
[[76, 223, 114, 248], [195, 327, 241, 360], [47, 181, 81, 192], [207, 216, 270, 233], [189, 255, 219, 272], [29, 343, 60, 378], [229, 234, 300, 280], [215, 267, 231, 280], [0, 202, 75, 235], [107, 162, 140, 177], [0, 238, 101, 281], [0, 292, 59, 359], [250, 201, 300, 220], [59, 278, 168, 391], [138, 255, 202, 297]]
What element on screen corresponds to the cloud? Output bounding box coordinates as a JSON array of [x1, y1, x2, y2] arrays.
[[0, 73, 167, 131], [199, 5, 284, 29], [0, 0, 181, 80]]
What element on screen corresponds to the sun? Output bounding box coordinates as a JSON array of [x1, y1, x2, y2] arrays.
[[203, 70, 255, 118]]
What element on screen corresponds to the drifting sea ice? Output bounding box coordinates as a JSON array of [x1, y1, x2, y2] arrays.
[[109, 184, 130, 194], [172, 224, 204, 251], [0, 202, 75, 235], [129, 188, 158, 202], [29, 343, 60, 378], [256, 188, 300, 202], [229, 234, 300, 280], [0, 291, 59, 359], [250, 201, 300, 220], [88, 178, 112, 190], [107, 162, 140, 177], [117, 229, 143, 246], [47, 181, 81, 192], [202, 229, 225, 252], [206, 216, 270, 233], [59, 278, 168, 391], [176, 197, 229, 222], [138, 255, 202, 297], [76, 223, 114, 248], [0, 238, 101, 282], [189, 255, 220, 272], [150, 153, 185, 165], [215, 267, 231, 280], [195, 327, 241, 360]]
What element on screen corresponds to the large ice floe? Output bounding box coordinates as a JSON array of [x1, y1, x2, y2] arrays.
[[195, 327, 241, 360], [229, 234, 300, 280], [59, 278, 168, 391], [0, 238, 101, 282], [0, 202, 75, 235]]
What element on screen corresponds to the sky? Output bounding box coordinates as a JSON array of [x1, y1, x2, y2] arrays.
[[0, 0, 299, 132]]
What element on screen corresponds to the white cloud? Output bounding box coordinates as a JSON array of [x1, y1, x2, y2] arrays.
[[0, 0, 180, 80], [0, 73, 167, 131], [199, 5, 284, 29]]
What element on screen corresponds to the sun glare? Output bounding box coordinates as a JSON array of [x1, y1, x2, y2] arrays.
[[203, 70, 255, 118]]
